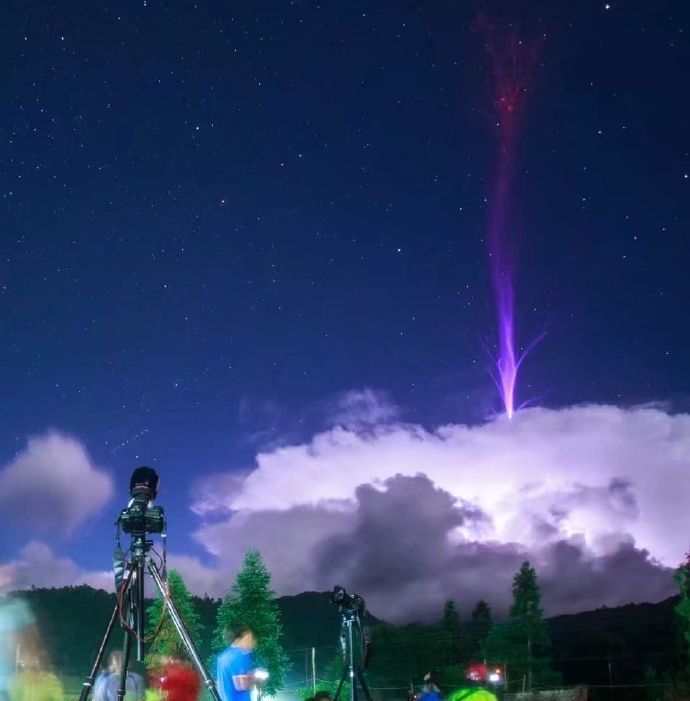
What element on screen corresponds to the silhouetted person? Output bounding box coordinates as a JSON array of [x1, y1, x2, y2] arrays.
[[103, 651, 144, 701], [0, 596, 36, 701], [418, 672, 441, 701], [9, 650, 63, 701]]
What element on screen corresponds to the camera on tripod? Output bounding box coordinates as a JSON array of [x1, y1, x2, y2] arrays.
[[80, 466, 222, 701], [329, 586, 372, 701], [330, 586, 366, 616], [117, 466, 165, 535]]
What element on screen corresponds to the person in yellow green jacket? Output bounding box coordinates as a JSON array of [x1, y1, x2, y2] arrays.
[[9, 653, 63, 701], [447, 664, 499, 701]]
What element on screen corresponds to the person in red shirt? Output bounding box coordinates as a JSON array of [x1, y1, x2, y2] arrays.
[[150, 657, 201, 701]]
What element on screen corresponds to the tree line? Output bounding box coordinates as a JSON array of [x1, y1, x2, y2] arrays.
[[143, 552, 690, 700], [142, 555, 558, 695], [14, 550, 690, 700]]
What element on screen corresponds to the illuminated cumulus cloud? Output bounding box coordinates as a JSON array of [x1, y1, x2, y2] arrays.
[[189, 504, 352, 598], [0, 432, 113, 536], [191, 400, 685, 620], [0, 542, 113, 594]]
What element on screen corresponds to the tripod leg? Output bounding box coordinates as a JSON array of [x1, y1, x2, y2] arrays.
[[134, 559, 146, 662], [355, 666, 373, 701], [79, 565, 135, 701], [147, 559, 222, 701], [332, 665, 349, 701], [347, 619, 356, 701], [117, 627, 133, 701], [78, 604, 119, 701]]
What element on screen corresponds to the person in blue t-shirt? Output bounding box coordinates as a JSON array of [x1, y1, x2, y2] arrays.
[[216, 625, 258, 701]]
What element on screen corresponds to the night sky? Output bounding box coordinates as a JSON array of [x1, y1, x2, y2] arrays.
[[0, 1, 689, 621]]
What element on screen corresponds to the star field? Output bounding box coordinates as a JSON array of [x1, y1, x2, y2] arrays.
[[0, 0, 688, 569]]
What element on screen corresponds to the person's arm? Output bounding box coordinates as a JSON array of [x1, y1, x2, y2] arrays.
[[218, 651, 252, 696], [133, 673, 145, 701], [230, 673, 253, 691], [231, 653, 254, 691]]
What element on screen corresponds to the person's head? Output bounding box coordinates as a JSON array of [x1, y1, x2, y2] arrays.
[[20, 641, 50, 674], [226, 624, 257, 651], [423, 671, 438, 685], [20, 653, 42, 672], [314, 691, 332, 701], [108, 650, 124, 674], [464, 663, 488, 687]]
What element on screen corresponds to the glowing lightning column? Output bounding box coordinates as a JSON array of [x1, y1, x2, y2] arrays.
[[489, 87, 520, 419], [480, 25, 542, 418]]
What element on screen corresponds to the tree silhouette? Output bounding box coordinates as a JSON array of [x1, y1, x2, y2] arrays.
[[145, 570, 202, 661], [470, 600, 493, 659], [484, 561, 559, 691], [213, 551, 288, 694]]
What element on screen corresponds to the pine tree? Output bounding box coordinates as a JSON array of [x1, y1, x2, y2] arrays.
[[667, 552, 690, 698], [674, 552, 690, 650], [145, 570, 202, 661], [470, 600, 492, 659], [213, 551, 288, 694], [441, 600, 461, 631], [484, 561, 559, 691], [439, 599, 469, 668]]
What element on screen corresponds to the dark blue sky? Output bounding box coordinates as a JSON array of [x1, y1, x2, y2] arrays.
[[0, 0, 688, 574]]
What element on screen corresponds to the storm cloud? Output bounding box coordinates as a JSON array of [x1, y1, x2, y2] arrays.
[[189, 402, 683, 621]]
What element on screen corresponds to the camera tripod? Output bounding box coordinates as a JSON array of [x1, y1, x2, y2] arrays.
[[78, 534, 221, 701], [333, 609, 373, 701]]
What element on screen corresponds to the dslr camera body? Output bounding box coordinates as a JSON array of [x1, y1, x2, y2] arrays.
[[330, 586, 366, 616], [118, 466, 165, 535]]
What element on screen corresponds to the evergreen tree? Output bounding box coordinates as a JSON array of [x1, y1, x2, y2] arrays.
[[441, 600, 461, 631], [213, 551, 288, 694], [145, 570, 202, 661], [484, 561, 559, 691], [674, 552, 690, 652], [665, 552, 690, 699], [439, 600, 469, 669], [470, 600, 492, 659]]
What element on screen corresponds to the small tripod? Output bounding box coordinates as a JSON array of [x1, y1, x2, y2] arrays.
[[333, 608, 373, 701], [78, 533, 221, 701]]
